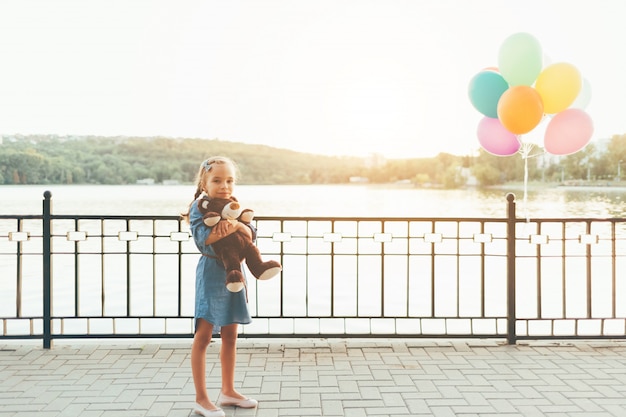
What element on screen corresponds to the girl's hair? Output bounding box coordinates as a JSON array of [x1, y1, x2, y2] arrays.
[[181, 156, 239, 223]]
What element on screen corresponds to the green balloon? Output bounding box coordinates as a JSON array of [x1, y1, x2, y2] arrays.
[[498, 33, 542, 86], [468, 70, 509, 118]]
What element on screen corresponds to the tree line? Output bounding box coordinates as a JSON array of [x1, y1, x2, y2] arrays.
[[0, 135, 362, 185], [1, 134, 625, 187]]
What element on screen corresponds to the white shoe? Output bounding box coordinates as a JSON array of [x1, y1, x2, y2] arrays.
[[218, 392, 258, 408], [193, 402, 225, 417]]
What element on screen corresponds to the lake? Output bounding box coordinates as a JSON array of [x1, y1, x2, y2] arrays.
[[2, 183, 625, 336], [2, 183, 626, 218]]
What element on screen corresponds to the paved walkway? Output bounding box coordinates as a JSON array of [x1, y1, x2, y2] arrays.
[[1, 338, 626, 417]]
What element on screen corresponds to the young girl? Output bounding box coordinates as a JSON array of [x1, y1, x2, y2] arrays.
[[183, 156, 258, 417]]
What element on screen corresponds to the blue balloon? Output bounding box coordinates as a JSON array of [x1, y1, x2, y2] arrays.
[[468, 70, 509, 118]]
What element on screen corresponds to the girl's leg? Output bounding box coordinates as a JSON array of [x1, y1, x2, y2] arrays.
[[219, 323, 242, 397], [218, 324, 258, 408], [191, 319, 219, 409]]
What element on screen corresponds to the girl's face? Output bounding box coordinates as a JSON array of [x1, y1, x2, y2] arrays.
[[204, 163, 235, 199]]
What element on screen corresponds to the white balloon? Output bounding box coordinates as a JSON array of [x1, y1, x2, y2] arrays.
[[542, 53, 553, 67], [570, 78, 592, 110], [520, 115, 551, 147]]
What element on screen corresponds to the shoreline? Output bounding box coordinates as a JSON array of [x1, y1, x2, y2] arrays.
[[488, 181, 626, 192], [3, 181, 626, 191]]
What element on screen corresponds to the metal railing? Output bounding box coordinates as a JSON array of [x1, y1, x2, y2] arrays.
[[1, 192, 625, 348]]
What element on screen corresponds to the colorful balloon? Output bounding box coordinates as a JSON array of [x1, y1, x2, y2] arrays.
[[468, 70, 509, 118], [497, 86, 544, 135], [470, 32, 592, 158], [477, 117, 521, 156], [498, 32, 543, 86], [535, 62, 582, 114], [544, 109, 593, 155]]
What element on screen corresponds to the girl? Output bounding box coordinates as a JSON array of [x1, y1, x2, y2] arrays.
[[183, 156, 258, 417]]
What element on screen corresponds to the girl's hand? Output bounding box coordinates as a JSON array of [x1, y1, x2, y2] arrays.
[[214, 219, 231, 237]]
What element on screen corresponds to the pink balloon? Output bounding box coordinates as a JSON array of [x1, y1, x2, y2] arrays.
[[544, 109, 594, 155], [477, 117, 521, 156]]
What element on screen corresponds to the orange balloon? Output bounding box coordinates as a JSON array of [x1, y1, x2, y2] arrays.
[[497, 86, 544, 134]]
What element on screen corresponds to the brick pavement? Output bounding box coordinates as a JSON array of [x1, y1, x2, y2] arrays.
[[1, 338, 626, 417]]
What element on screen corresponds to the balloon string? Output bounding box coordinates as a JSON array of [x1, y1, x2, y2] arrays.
[[519, 141, 532, 224], [523, 149, 529, 223]]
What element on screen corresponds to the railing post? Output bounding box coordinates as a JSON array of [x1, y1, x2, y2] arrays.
[[506, 193, 517, 345], [43, 191, 52, 349]]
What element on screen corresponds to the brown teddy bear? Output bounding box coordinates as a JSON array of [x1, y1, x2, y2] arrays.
[[197, 196, 282, 292]]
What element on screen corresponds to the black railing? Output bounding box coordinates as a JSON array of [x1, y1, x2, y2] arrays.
[[1, 191, 625, 348]]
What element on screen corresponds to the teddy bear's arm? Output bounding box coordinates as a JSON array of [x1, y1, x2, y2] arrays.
[[202, 212, 221, 227], [238, 209, 254, 224]]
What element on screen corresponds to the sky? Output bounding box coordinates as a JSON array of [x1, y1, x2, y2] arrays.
[[0, 0, 625, 159]]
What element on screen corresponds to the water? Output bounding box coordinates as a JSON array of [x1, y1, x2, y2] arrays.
[[2, 183, 626, 218], [2, 184, 626, 334]]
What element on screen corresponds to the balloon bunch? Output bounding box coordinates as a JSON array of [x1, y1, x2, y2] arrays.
[[468, 32, 593, 158]]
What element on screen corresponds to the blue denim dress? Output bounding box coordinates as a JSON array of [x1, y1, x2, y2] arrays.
[[189, 199, 252, 333]]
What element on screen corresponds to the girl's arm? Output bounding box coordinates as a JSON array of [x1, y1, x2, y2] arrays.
[[204, 220, 252, 245]]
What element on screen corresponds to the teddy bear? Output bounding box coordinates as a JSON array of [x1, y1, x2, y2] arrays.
[[197, 196, 282, 292]]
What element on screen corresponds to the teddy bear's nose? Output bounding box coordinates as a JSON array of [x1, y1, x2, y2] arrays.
[[231, 202, 240, 210]]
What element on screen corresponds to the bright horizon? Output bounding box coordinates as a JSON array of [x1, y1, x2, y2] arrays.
[[1, 0, 625, 159]]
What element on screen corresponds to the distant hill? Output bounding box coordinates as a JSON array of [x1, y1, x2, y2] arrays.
[[0, 134, 370, 185], [1, 134, 494, 187]]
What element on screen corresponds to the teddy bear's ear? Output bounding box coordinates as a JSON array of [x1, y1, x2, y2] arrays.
[[198, 198, 210, 211], [230, 196, 238, 202]]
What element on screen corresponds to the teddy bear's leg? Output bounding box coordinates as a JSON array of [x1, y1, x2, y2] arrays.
[[243, 244, 282, 281], [225, 269, 245, 292], [216, 246, 247, 292]]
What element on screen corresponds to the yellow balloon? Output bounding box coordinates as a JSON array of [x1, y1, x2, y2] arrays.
[[535, 62, 582, 114]]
